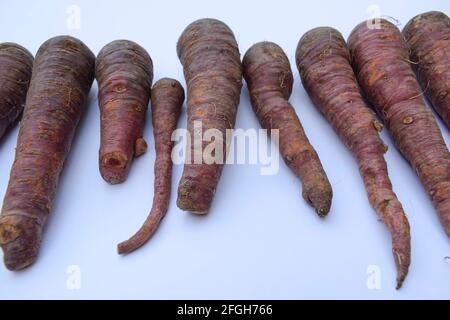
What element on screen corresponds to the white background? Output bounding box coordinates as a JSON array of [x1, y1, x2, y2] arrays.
[[0, 0, 449, 300]]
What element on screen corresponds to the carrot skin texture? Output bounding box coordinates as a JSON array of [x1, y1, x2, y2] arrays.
[[0, 36, 95, 270], [118, 78, 184, 254], [403, 11, 450, 128], [96, 40, 153, 184], [176, 19, 242, 214], [243, 42, 332, 216], [297, 27, 410, 288], [348, 20, 450, 237], [0, 43, 33, 139]]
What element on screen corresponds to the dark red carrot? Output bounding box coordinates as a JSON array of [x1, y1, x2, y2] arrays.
[[296, 27, 410, 288], [176, 19, 242, 214], [0, 43, 33, 140], [403, 11, 450, 128], [118, 78, 184, 254], [242, 41, 332, 216], [0, 36, 95, 270], [96, 40, 153, 184], [348, 19, 450, 237]]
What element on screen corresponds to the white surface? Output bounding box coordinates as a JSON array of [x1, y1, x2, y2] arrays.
[[0, 0, 449, 300]]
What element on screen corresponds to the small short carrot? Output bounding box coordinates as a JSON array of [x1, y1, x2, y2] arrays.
[[243, 41, 332, 216], [176, 18, 243, 214], [96, 40, 153, 184]]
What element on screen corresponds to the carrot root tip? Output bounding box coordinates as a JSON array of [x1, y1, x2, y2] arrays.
[[100, 151, 129, 184], [303, 187, 332, 218], [0, 215, 43, 271]]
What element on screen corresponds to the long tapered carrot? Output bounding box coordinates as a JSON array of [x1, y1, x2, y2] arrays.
[[118, 78, 184, 254], [0, 36, 95, 270], [297, 27, 410, 288], [348, 19, 450, 237]]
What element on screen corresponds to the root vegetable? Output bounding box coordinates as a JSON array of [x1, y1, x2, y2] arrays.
[[243, 41, 332, 216], [296, 27, 410, 288], [118, 78, 184, 254], [176, 19, 242, 214], [348, 19, 450, 237], [0, 43, 33, 140], [403, 11, 450, 128], [0, 36, 95, 271], [96, 40, 153, 184]]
